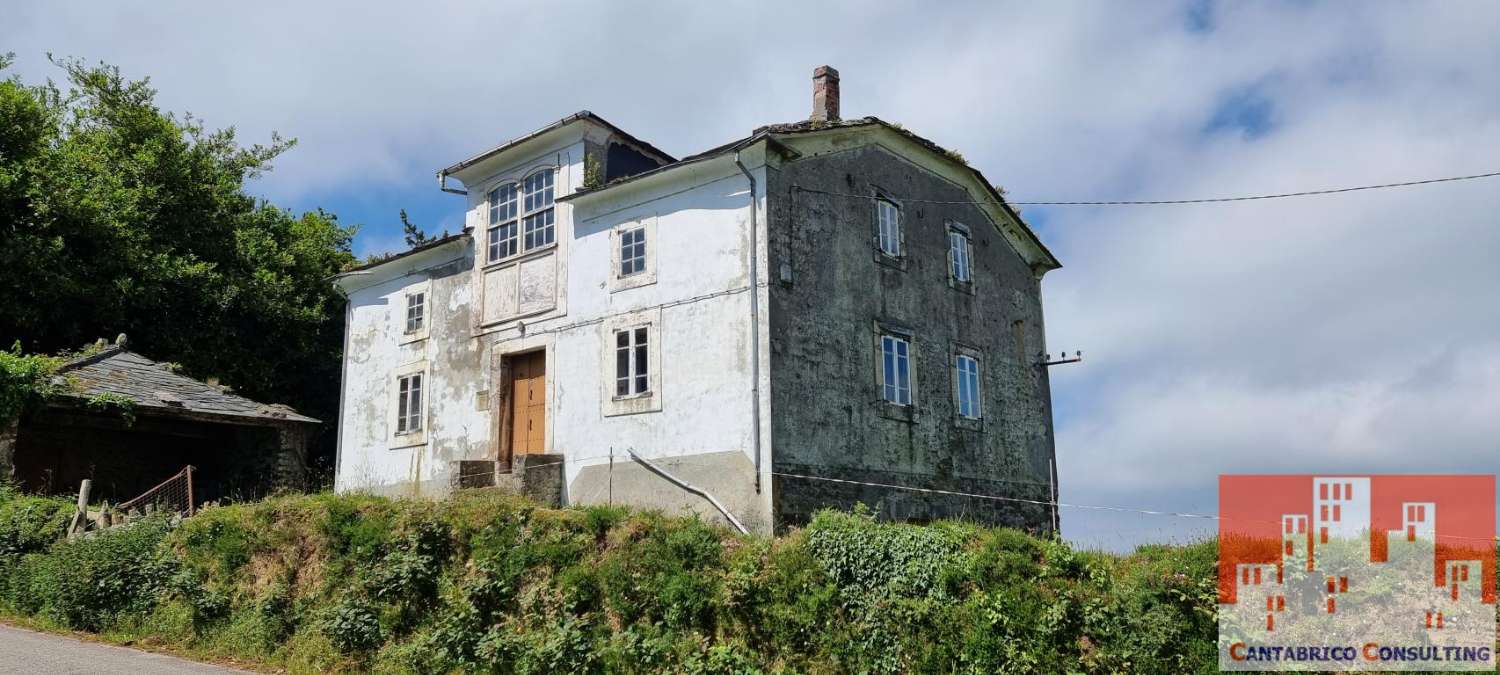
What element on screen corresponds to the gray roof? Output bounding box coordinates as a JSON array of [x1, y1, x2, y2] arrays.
[[54, 347, 319, 425]]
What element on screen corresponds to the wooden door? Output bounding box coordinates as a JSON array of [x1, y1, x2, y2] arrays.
[[509, 351, 547, 456]]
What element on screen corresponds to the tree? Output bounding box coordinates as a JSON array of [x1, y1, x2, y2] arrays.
[[0, 54, 357, 461]]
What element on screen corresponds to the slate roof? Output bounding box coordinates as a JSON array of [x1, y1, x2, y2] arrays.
[[53, 346, 319, 425], [557, 116, 1060, 270]]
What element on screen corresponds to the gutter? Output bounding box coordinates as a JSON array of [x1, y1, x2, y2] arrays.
[[333, 284, 351, 493], [733, 150, 764, 495]]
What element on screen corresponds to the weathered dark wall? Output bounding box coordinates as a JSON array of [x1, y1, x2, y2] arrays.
[[765, 145, 1057, 533], [14, 408, 310, 505]]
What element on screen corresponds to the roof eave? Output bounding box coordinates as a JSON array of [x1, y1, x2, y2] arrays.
[[439, 111, 676, 185]]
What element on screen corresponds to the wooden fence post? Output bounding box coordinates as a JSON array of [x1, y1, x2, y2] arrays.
[[186, 465, 195, 516], [68, 479, 92, 537]]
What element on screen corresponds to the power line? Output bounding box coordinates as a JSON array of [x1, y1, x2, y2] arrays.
[[793, 170, 1500, 207]]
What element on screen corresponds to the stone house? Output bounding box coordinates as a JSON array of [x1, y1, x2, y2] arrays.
[[1, 336, 318, 505], [333, 67, 1062, 534]]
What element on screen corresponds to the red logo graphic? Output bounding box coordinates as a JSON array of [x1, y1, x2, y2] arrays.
[[1218, 475, 1495, 672]]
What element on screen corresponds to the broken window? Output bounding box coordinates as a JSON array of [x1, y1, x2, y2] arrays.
[[876, 199, 901, 257], [396, 373, 423, 434], [405, 292, 425, 333], [955, 354, 981, 418], [948, 225, 972, 283], [620, 225, 646, 277], [522, 169, 555, 250], [487, 183, 518, 262], [615, 326, 649, 397], [880, 334, 911, 405]]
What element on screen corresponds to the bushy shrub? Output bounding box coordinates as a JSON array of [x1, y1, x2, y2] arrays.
[[0, 491, 71, 557], [321, 596, 383, 653], [0, 488, 1228, 673], [20, 516, 176, 631]]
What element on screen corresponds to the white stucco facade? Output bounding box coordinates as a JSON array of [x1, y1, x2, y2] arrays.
[[333, 115, 776, 531]]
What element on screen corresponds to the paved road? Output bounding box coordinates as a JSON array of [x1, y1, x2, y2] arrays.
[[0, 624, 247, 674]]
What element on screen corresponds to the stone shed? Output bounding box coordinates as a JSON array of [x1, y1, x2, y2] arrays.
[[0, 337, 318, 505]]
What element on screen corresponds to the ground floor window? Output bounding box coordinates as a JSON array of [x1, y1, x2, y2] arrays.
[[615, 326, 649, 397]]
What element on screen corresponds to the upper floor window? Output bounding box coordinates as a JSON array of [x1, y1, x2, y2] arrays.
[[954, 354, 981, 419], [880, 333, 911, 405], [948, 225, 972, 283], [487, 183, 518, 262], [876, 199, 901, 257], [522, 170, 555, 250], [405, 292, 425, 333], [396, 372, 423, 434], [619, 225, 646, 277], [615, 326, 649, 397]]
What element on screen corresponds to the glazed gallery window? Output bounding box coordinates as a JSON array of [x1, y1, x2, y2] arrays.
[[880, 334, 912, 405], [487, 183, 518, 261], [619, 225, 646, 277], [405, 292, 425, 333], [954, 354, 982, 419], [486, 168, 555, 263], [876, 199, 901, 257], [615, 326, 650, 397], [396, 373, 423, 434], [948, 226, 972, 283], [522, 170, 555, 250]]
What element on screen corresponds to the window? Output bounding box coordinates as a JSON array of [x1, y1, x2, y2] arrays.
[[948, 225, 972, 283], [522, 170, 555, 250], [619, 225, 646, 277], [880, 334, 911, 405], [955, 354, 981, 418], [615, 326, 649, 397], [405, 292, 425, 333], [396, 373, 423, 434], [876, 199, 901, 257], [487, 183, 518, 262]]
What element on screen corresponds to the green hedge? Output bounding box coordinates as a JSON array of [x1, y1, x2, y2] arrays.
[[0, 489, 1223, 674]]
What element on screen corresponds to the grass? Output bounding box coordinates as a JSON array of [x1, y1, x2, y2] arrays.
[[0, 488, 1224, 674]]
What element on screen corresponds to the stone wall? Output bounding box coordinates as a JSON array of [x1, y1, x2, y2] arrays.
[[765, 145, 1057, 533]]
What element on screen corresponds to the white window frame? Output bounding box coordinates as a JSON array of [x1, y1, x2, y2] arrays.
[[398, 281, 430, 344], [486, 182, 518, 263], [521, 168, 556, 251], [879, 333, 913, 406], [620, 226, 646, 278], [614, 325, 651, 398], [389, 360, 429, 447], [954, 353, 982, 420], [405, 291, 425, 334], [483, 166, 557, 266], [947, 222, 973, 286], [601, 307, 662, 416], [608, 216, 657, 293], [875, 198, 902, 258]]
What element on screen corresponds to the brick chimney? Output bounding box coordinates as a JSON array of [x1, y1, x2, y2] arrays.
[[811, 65, 840, 123]]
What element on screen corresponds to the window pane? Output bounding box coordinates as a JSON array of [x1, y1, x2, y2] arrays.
[[397, 383, 409, 432], [616, 346, 629, 381], [636, 343, 648, 381], [877, 201, 900, 256], [635, 327, 647, 345], [616, 330, 629, 348]]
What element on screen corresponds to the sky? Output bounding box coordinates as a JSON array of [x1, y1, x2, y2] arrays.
[[6, 0, 1498, 551]]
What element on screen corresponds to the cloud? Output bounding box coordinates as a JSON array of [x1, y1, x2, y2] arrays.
[[6, 0, 1497, 549]]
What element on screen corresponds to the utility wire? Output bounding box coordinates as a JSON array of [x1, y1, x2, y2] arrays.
[[793, 170, 1500, 207]]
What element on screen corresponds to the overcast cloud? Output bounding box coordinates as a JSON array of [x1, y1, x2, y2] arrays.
[[7, 0, 1497, 550]]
